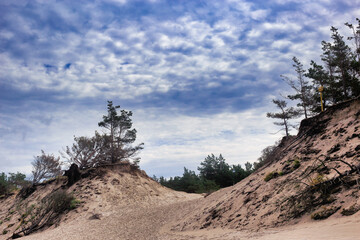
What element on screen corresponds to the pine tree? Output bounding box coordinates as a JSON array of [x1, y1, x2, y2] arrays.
[[330, 27, 352, 99], [98, 101, 143, 164], [198, 154, 218, 181], [306, 61, 331, 112], [345, 19, 360, 97], [267, 99, 301, 137], [281, 57, 312, 118]]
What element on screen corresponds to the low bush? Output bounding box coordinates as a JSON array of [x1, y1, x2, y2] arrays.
[[69, 199, 81, 209], [310, 174, 327, 186], [293, 158, 301, 169], [48, 189, 74, 213], [264, 171, 284, 182], [311, 206, 340, 220], [264, 172, 275, 182], [14, 189, 76, 237]]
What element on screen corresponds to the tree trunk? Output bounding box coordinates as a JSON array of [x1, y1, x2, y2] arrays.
[[283, 118, 289, 137]]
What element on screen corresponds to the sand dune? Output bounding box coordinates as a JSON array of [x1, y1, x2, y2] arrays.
[[2, 98, 360, 240]]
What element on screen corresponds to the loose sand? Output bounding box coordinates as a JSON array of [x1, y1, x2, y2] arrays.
[[20, 196, 360, 240]]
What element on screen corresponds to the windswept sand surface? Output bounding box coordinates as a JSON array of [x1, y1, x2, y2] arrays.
[[21, 196, 360, 240]]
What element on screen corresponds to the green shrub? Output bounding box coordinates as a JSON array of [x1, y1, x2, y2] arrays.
[[19, 204, 35, 220], [310, 174, 327, 186], [264, 171, 283, 182], [264, 172, 275, 182], [293, 159, 301, 169], [69, 199, 81, 209], [47, 189, 74, 213]]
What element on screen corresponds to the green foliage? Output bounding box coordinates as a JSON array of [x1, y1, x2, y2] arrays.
[[62, 100, 144, 169], [253, 140, 281, 171], [267, 99, 301, 137], [158, 167, 220, 193], [276, 19, 360, 118], [157, 154, 253, 193], [264, 172, 275, 182], [19, 204, 35, 220], [47, 189, 74, 213], [198, 154, 234, 188], [98, 101, 144, 165], [69, 199, 81, 209], [198, 154, 252, 188], [0, 172, 29, 196], [310, 174, 327, 186], [14, 190, 76, 237], [0, 172, 9, 195], [281, 56, 313, 119], [293, 158, 301, 169], [8, 172, 28, 188], [305, 19, 360, 112], [264, 170, 285, 182]]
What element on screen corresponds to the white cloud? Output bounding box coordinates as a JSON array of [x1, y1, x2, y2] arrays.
[[250, 9, 270, 20], [271, 39, 292, 49]]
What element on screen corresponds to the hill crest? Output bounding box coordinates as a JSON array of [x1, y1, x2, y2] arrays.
[[172, 97, 360, 231]]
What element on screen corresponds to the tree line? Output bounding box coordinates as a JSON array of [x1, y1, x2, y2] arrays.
[[1, 101, 143, 196], [268, 19, 360, 136], [153, 154, 253, 193]]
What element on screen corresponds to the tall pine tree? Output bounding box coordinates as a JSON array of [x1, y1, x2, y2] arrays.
[[98, 101, 143, 164], [281, 57, 312, 118]]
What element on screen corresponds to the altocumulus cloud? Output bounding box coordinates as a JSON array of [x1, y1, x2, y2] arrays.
[[0, 0, 359, 177]]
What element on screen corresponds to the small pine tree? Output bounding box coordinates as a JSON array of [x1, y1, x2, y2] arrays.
[[267, 99, 301, 137]]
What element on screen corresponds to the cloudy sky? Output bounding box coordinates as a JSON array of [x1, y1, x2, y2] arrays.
[[0, 0, 359, 178]]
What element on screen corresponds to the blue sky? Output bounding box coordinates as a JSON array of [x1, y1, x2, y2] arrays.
[[1, 0, 359, 178]]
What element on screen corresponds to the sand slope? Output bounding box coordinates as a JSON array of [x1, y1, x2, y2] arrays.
[[169, 98, 360, 236]]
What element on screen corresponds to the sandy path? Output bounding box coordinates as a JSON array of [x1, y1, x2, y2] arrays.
[[21, 199, 200, 240], [21, 198, 360, 240]]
